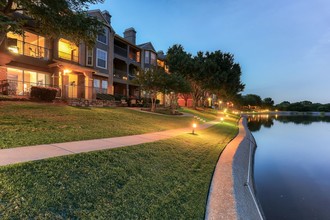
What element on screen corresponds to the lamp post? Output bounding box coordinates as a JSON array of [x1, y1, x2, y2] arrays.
[[192, 123, 197, 134]]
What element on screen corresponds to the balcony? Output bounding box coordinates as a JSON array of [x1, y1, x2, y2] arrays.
[[129, 52, 140, 63], [6, 38, 51, 60], [58, 51, 79, 63], [113, 69, 128, 80], [114, 45, 127, 58]]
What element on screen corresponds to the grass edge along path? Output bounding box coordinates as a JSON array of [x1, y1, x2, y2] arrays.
[[0, 120, 238, 219], [0, 102, 193, 149]]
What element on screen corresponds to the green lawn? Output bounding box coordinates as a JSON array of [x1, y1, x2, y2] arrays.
[[180, 107, 221, 121], [0, 121, 238, 219], [0, 102, 194, 149]]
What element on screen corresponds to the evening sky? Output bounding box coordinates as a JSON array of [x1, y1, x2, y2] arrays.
[[91, 0, 330, 104]]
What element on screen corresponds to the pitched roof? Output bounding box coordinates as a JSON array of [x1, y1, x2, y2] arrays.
[[87, 9, 114, 32], [138, 42, 156, 52]]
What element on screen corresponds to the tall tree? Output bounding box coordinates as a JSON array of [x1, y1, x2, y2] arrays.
[[0, 0, 104, 46], [240, 94, 262, 107], [167, 45, 204, 109], [133, 67, 167, 112], [262, 97, 275, 109], [163, 72, 191, 114], [202, 51, 245, 101]]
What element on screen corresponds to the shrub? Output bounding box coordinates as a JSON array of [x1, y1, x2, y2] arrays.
[[30, 86, 58, 102]]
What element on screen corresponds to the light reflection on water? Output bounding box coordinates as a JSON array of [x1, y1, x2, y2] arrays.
[[248, 115, 330, 220]]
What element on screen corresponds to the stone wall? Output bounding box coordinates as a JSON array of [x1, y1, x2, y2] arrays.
[[205, 118, 264, 220]]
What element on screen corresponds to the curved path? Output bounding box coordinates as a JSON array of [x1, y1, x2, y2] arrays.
[[0, 120, 217, 166]]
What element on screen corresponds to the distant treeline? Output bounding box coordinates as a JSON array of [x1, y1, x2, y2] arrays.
[[276, 101, 330, 112]]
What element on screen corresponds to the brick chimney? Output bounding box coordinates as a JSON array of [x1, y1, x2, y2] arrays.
[[124, 27, 136, 45]]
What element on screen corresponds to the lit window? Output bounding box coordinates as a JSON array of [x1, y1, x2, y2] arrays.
[[86, 47, 93, 66], [96, 49, 107, 69], [145, 51, 150, 64], [97, 28, 108, 45]]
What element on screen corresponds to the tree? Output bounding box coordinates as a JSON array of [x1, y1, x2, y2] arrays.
[[202, 50, 245, 101], [0, 0, 105, 46], [240, 94, 262, 107], [133, 67, 167, 112], [163, 72, 191, 114], [262, 97, 275, 109], [167, 45, 204, 109]]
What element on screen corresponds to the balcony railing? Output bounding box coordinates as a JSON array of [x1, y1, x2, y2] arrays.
[[0, 79, 59, 96], [58, 51, 79, 63], [114, 45, 127, 58], [113, 69, 128, 80], [0, 79, 108, 100], [6, 38, 51, 60]]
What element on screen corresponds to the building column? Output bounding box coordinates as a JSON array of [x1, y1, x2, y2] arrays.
[[83, 72, 93, 100], [126, 62, 129, 97]]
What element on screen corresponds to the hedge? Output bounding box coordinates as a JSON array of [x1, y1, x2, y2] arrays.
[[30, 86, 58, 102]]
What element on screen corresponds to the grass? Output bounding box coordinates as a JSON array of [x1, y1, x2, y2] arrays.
[[0, 121, 238, 219], [180, 107, 221, 121], [0, 102, 194, 149]]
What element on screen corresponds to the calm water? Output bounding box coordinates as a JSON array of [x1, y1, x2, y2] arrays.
[[248, 115, 330, 220]]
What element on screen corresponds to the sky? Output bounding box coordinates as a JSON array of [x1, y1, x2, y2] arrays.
[[90, 0, 330, 104]]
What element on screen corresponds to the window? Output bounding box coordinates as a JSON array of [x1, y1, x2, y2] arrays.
[[102, 80, 108, 89], [102, 80, 108, 94], [58, 38, 78, 62], [97, 28, 108, 45], [96, 49, 107, 69], [94, 79, 100, 88], [145, 51, 150, 64], [151, 52, 156, 65], [7, 31, 48, 59], [86, 47, 93, 66]]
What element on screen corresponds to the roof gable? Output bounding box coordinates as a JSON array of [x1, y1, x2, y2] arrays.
[[138, 42, 156, 52]]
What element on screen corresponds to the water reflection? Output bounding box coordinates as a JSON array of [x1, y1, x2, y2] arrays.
[[247, 114, 330, 132], [249, 115, 330, 220]]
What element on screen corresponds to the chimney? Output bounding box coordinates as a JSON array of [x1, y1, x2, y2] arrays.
[[124, 27, 136, 45], [102, 10, 111, 24]]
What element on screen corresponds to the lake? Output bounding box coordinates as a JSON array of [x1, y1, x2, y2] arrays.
[[248, 115, 330, 220]]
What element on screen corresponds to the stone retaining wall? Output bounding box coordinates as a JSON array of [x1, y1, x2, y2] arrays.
[[205, 117, 264, 220]]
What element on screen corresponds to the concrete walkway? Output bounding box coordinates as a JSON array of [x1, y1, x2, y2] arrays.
[[0, 121, 218, 166]]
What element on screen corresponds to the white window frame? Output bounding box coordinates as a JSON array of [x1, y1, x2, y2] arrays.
[[96, 48, 107, 69], [97, 28, 108, 45], [86, 47, 93, 66]]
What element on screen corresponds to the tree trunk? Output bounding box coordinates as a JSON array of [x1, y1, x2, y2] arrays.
[[0, 32, 6, 47], [150, 93, 157, 112]]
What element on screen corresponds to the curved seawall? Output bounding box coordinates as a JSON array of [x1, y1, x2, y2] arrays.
[[205, 117, 264, 220]]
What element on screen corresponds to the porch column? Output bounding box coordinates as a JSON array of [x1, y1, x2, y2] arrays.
[[84, 72, 93, 100], [126, 62, 129, 97]]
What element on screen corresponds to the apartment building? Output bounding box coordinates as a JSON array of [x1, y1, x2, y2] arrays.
[[0, 10, 113, 100], [113, 28, 141, 97], [0, 9, 170, 102]]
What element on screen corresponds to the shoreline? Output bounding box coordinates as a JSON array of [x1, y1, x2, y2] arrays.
[[241, 111, 330, 116], [205, 117, 264, 220]]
